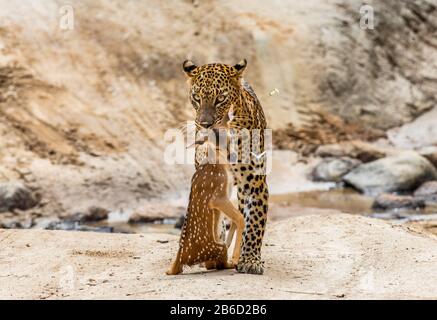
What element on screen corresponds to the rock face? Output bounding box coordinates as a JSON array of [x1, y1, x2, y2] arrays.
[[316, 0, 437, 128], [0, 0, 437, 212], [372, 193, 425, 211], [311, 157, 361, 182], [343, 153, 437, 195], [0, 182, 39, 213]]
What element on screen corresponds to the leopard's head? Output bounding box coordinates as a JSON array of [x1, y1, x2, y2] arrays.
[[182, 60, 247, 129]]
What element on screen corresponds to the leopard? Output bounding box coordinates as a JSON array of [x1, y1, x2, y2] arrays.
[[182, 59, 269, 275]]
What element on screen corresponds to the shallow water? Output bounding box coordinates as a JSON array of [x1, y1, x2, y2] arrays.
[[271, 188, 374, 215], [271, 188, 437, 218], [88, 188, 437, 235], [88, 219, 180, 235]]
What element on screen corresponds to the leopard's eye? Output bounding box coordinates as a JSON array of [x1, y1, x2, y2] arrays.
[[216, 94, 226, 104], [192, 94, 201, 102]]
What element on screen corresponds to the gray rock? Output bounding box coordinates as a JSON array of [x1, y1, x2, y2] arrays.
[[0, 182, 39, 213], [174, 214, 185, 229], [311, 157, 361, 182], [128, 205, 184, 224], [372, 193, 425, 211], [65, 206, 110, 222], [315, 142, 386, 163], [414, 181, 437, 202], [84, 206, 109, 221], [418, 146, 437, 169], [128, 213, 161, 224], [0, 217, 34, 229], [343, 152, 437, 195]]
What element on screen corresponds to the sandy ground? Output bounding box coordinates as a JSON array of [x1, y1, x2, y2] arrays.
[[1, 213, 436, 300]]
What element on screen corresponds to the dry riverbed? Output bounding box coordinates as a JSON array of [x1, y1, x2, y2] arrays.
[[1, 213, 436, 300]]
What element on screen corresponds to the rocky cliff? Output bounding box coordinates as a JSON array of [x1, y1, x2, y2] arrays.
[[0, 0, 436, 217]]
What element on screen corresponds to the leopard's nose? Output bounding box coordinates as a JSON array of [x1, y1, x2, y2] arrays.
[[200, 121, 213, 128]]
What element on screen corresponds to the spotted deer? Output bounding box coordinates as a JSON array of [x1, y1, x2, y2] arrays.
[[166, 127, 244, 275]]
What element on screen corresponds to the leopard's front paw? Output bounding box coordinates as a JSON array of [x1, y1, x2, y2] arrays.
[[237, 258, 264, 275]]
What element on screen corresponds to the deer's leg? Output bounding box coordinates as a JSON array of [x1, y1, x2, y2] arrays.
[[214, 243, 233, 269], [204, 261, 216, 270], [226, 223, 236, 248], [166, 249, 183, 275], [211, 210, 223, 245], [210, 198, 244, 266]]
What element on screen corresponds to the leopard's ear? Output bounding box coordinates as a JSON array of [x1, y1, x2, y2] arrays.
[[183, 60, 198, 77], [232, 59, 247, 76]]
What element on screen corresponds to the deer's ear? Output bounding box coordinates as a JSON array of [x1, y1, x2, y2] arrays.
[[232, 59, 247, 76], [183, 60, 198, 77]]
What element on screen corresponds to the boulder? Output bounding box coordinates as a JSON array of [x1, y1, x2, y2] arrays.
[[310, 157, 361, 182], [315, 141, 388, 163], [414, 181, 437, 202], [388, 107, 437, 150], [65, 206, 110, 222], [0, 216, 34, 229], [128, 204, 184, 224], [372, 193, 425, 211], [343, 152, 437, 195], [0, 182, 39, 213], [418, 146, 437, 169], [84, 206, 110, 221], [72, 206, 110, 222], [174, 214, 185, 229]]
